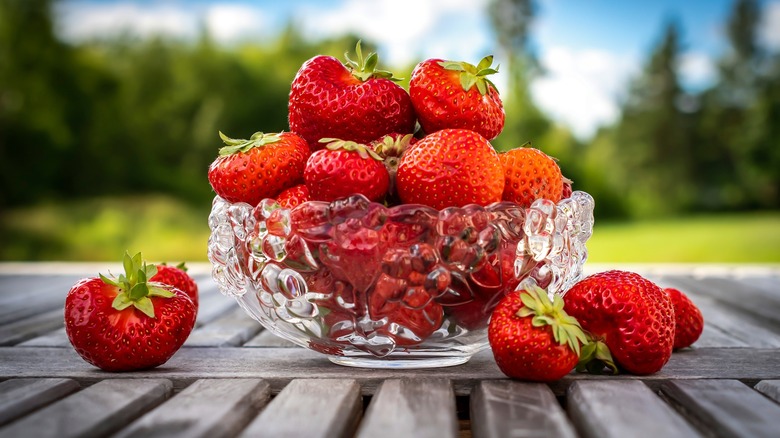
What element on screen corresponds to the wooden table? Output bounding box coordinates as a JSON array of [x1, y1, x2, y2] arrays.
[[1, 263, 779, 437]]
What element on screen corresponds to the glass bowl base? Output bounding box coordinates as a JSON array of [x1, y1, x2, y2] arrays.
[[327, 354, 471, 369]]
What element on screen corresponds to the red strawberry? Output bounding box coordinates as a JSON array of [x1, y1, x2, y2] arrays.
[[64, 252, 196, 371], [369, 274, 444, 346], [564, 270, 675, 375], [151, 262, 199, 310], [409, 56, 504, 140], [277, 184, 311, 209], [289, 41, 415, 149], [665, 287, 704, 349], [499, 146, 564, 208], [396, 129, 504, 210], [208, 131, 310, 206], [561, 178, 573, 199], [488, 283, 588, 381], [304, 139, 390, 203]]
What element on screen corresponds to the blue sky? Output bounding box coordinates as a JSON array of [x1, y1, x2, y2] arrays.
[[55, 0, 780, 139]]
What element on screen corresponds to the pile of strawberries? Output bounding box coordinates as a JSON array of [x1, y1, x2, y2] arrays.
[[207, 42, 568, 213]]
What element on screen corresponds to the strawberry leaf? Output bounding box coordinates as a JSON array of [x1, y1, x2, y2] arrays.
[[133, 297, 156, 318], [148, 285, 176, 298], [476, 55, 493, 71], [112, 294, 134, 311]]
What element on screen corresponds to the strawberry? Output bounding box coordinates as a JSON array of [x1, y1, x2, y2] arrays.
[[208, 131, 310, 206], [371, 133, 417, 203], [289, 41, 415, 149], [304, 138, 390, 203], [369, 274, 444, 346], [64, 252, 196, 371], [561, 178, 573, 199], [396, 129, 504, 210], [277, 184, 311, 209], [488, 283, 588, 381], [564, 270, 675, 375], [665, 287, 704, 349], [151, 262, 199, 310], [499, 146, 564, 208], [409, 56, 504, 140]]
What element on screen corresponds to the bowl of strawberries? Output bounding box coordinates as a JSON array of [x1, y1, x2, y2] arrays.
[[206, 43, 594, 368]]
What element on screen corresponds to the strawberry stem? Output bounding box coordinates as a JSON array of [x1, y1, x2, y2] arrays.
[[319, 138, 384, 161], [343, 40, 401, 82], [439, 55, 500, 95]]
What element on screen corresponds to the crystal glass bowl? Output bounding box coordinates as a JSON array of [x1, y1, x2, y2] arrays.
[[207, 192, 594, 369]]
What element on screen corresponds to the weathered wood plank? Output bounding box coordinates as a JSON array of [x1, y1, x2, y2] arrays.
[[115, 379, 270, 438], [0, 378, 79, 426], [661, 379, 780, 438], [356, 379, 458, 438], [470, 380, 576, 438], [243, 329, 298, 348], [239, 379, 360, 438], [1, 347, 779, 396], [17, 327, 71, 347], [194, 282, 237, 327], [567, 380, 700, 438], [754, 380, 780, 404], [0, 276, 75, 325], [0, 308, 64, 346], [0, 379, 172, 438], [184, 307, 263, 347]]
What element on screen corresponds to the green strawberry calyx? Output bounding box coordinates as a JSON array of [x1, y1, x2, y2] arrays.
[[218, 131, 282, 156], [373, 133, 414, 159], [101, 252, 175, 318], [438, 55, 500, 95], [319, 138, 384, 161], [516, 283, 588, 357], [576, 339, 619, 375], [344, 40, 401, 83]]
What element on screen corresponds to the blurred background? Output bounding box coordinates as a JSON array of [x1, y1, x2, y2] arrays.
[[1, 0, 778, 263]]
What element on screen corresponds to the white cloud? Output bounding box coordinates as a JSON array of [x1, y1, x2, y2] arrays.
[[56, 2, 199, 41], [760, 1, 780, 49], [530, 46, 637, 139], [205, 4, 269, 43], [678, 51, 716, 89]]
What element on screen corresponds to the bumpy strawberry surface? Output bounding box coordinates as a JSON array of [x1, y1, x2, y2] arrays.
[[288, 46, 415, 149], [208, 131, 309, 206], [64, 254, 196, 372], [564, 270, 675, 375], [409, 57, 505, 140], [500, 147, 564, 208], [665, 287, 704, 349], [304, 140, 390, 203], [489, 285, 587, 381], [396, 129, 504, 209], [277, 184, 311, 209], [151, 263, 199, 310]]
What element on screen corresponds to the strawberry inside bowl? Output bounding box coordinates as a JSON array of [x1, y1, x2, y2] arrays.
[[207, 191, 594, 369]]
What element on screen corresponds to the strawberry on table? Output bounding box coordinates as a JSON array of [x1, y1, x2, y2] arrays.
[[564, 270, 675, 375], [488, 283, 588, 381], [151, 262, 199, 310], [304, 138, 390, 203], [499, 145, 564, 208], [64, 252, 196, 372], [289, 41, 415, 149], [396, 128, 504, 210], [665, 287, 704, 349], [208, 131, 310, 206], [409, 55, 505, 140]]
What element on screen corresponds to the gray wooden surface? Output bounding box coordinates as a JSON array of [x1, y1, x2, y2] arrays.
[[0, 263, 779, 437]]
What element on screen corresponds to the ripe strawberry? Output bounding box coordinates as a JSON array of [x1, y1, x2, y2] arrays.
[[488, 283, 588, 381], [64, 252, 196, 371], [371, 133, 417, 202], [208, 131, 310, 206], [151, 262, 199, 310], [396, 129, 504, 210], [289, 41, 415, 149], [561, 178, 573, 199], [304, 139, 390, 203], [665, 287, 704, 349], [369, 274, 444, 346], [499, 146, 563, 208], [564, 270, 675, 375], [277, 184, 311, 209], [409, 55, 504, 140]]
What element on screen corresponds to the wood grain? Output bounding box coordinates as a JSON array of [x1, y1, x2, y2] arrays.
[[239, 379, 361, 438], [567, 380, 700, 438], [470, 380, 577, 438], [661, 379, 780, 438], [115, 378, 270, 438], [754, 380, 780, 403], [0, 378, 79, 426], [356, 379, 458, 438], [0, 379, 172, 438]]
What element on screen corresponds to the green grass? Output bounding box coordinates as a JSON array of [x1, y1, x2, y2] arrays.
[[2, 195, 779, 263], [587, 212, 780, 263]]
